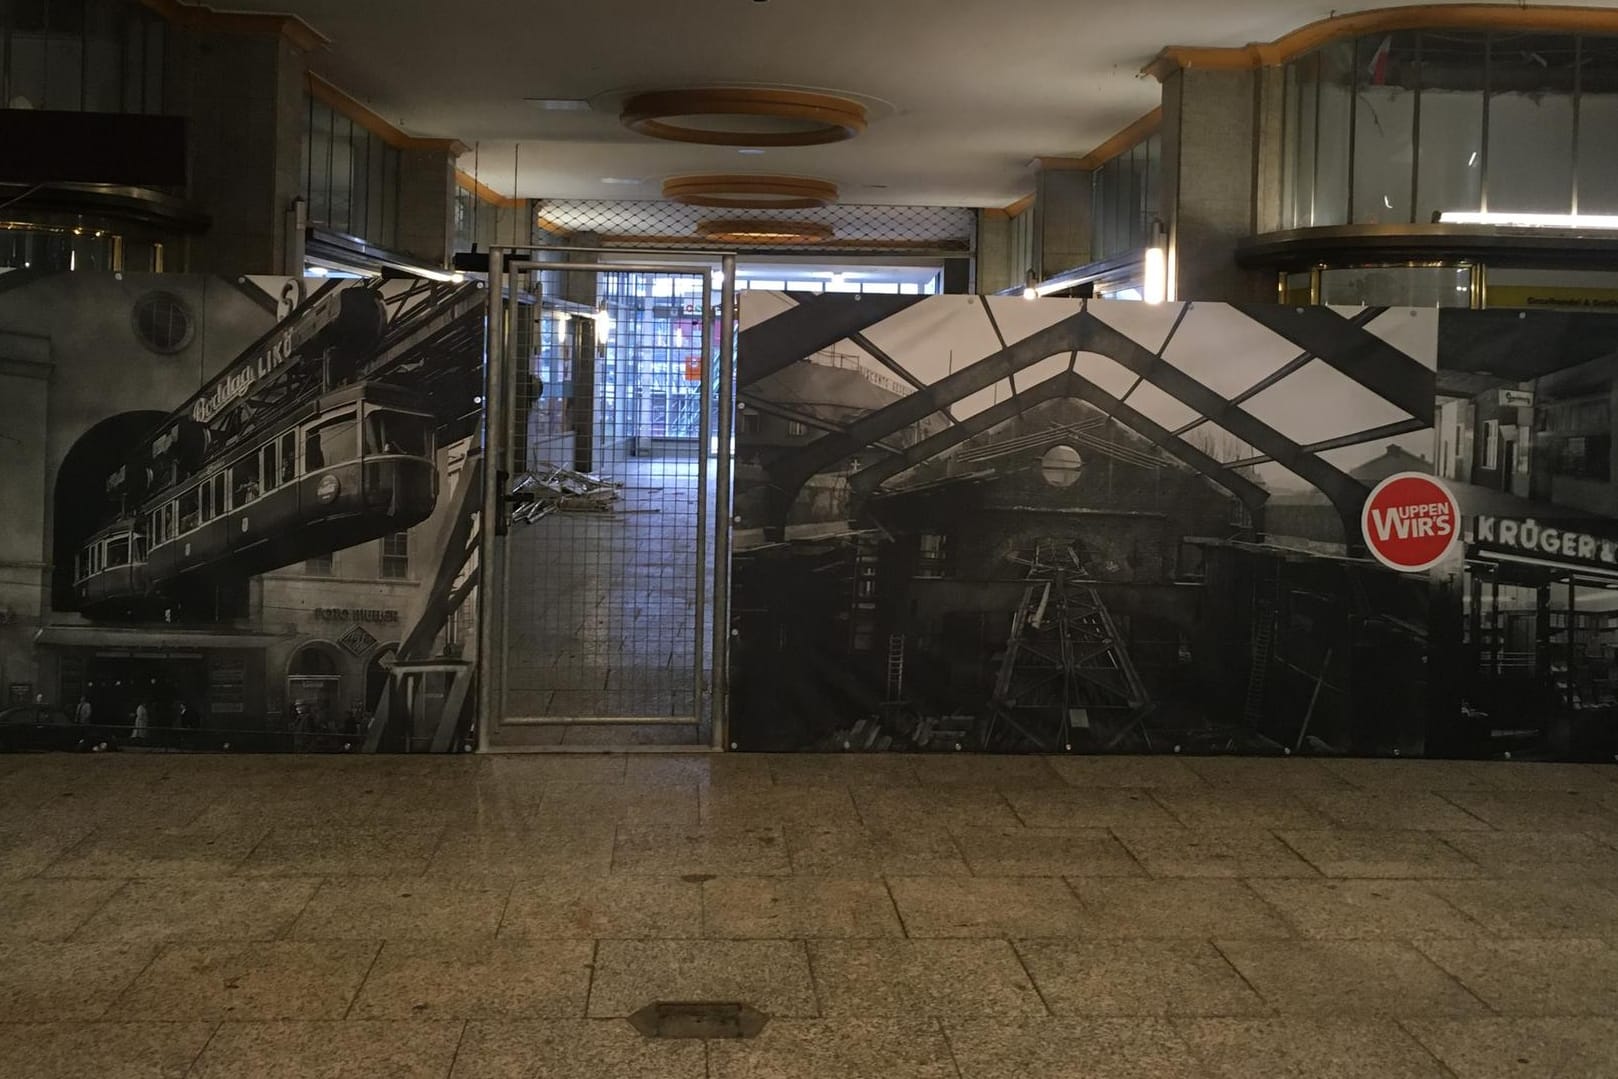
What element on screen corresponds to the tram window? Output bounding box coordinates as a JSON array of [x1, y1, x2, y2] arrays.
[[232, 457, 260, 505], [213, 473, 227, 517], [305, 412, 355, 471], [201, 480, 212, 521], [280, 432, 297, 483], [179, 489, 199, 533], [365, 411, 428, 456], [262, 443, 278, 490], [108, 537, 130, 566]]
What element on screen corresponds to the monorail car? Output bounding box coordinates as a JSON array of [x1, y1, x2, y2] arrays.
[[138, 381, 439, 586], [72, 521, 151, 614]]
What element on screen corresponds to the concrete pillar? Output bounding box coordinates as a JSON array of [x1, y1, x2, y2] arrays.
[[397, 149, 458, 268], [1034, 163, 1094, 278], [1159, 67, 1273, 302], [172, 29, 309, 275], [975, 210, 1015, 295]]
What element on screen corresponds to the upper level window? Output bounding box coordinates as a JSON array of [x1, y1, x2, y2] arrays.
[[2, 0, 166, 114], [303, 96, 401, 249], [1282, 29, 1618, 228]]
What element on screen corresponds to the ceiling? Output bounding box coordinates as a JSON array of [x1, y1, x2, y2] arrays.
[[218, 0, 1593, 207]]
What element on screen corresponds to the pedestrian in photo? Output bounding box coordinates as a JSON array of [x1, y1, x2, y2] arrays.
[[75, 695, 92, 724], [132, 701, 149, 741]]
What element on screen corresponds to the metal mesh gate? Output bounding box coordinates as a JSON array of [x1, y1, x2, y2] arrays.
[[482, 250, 735, 749]]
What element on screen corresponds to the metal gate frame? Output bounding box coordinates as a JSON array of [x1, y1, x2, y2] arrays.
[[477, 247, 738, 752]]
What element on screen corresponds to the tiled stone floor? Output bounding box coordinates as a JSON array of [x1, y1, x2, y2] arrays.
[[1, 752, 1617, 1077]]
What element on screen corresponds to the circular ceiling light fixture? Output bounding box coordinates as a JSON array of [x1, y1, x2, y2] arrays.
[[696, 219, 835, 244], [622, 87, 867, 146], [663, 174, 838, 209]]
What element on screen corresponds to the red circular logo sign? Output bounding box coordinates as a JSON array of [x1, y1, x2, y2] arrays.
[[1361, 472, 1461, 572]]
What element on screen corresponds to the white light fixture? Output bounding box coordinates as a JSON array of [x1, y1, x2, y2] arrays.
[[1143, 245, 1168, 305], [600, 177, 642, 185], [1022, 270, 1038, 301], [451, 272, 465, 283], [1467, 151, 1479, 167], [306, 265, 329, 277], [711, 268, 727, 286], [527, 98, 591, 111], [737, 148, 767, 155], [1439, 211, 1618, 229], [594, 308, 613, 343], [554, 310, 571, 323]]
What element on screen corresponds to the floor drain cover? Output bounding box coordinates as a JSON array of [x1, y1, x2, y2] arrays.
[[627, 1001, 768, 1039]]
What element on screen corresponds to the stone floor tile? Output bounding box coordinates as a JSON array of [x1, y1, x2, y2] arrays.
[[611, 823, 789, 875], [767, 753, 918, 788], [1248, 879, 1484, 940], [700, 785, 864, 828], [426, 823, 616, 879], [1442, 790, 1618, 833], [0, 824, 93, 880], [909, 755, 1067, 788], [1320, 758, 1512, 791], [482, 755, 628, 786], [810, 939, 1045, 1017], [72, 878, 321, 944], [1016, 940, 1271, 1017], [500, 875, 700, 939], [0, 941, 157, 1020], [531, 781, 699, 828], [851, 785, 1023, 830], [704, 876, 904, 938], [627, 752, 774, 788], [1425, 877, 1618, 937], [1403, 1017, 1618, 1078], [41, 826, 266, 878], [709, 1018, 958, 1079], [1215, 939, 1486, 1018], [1112, 828, 1318, 878], [189, 1020, 463, 1079], [350, 938, 593, 1020], [450, 1019, 705, 1079], [288, 878, 509, 941], [1069, 878, 1294, 939], [588, 939, 816, 1018], [947, 1017, 1207, 1078], [1175, 1018, 1451, 1078], [112, 940, 377, 1021], [1184, 757, 1350, 789], [189, 787, 385, 830], [0, 878, 123, 941], [1295, 789, 1492, 831], [887, 876, 1090, 938], [237, 826, 442, 878], [1277, 829, 1482, 878], [785, 823, 968, 877], [0, 1022, 217, 1079], [1437, 830, 1618, 878], [1004, 787, 1180, 829], [1416, 938, 1618, 1015], [1045, 755, 1208, 789], [951, 826, 1142, 877], [1479, 762, 1618, 793], [1150, 788, 1329, 829]]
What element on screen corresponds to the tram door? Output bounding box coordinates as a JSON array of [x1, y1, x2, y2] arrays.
[[484, 252, 736, 750]]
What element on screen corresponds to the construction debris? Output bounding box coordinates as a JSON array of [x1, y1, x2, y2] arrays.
[[508, 463, 621, 523]]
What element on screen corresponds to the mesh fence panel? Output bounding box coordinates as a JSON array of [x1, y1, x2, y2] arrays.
[[532, 199, 976, 255], [499, 262, 715, 737]]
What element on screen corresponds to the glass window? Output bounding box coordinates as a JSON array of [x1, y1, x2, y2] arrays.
[[304, 553, 333, 576], [380, 532, 408, 579], [1352, 32, 1419, 224], [261, 442, 277, 490], [364, 410, 428, 456], [201, 479, 212, 521], [1318, 265, 1472, 307], [305, 412, 356, 470], [1314, 39, 1356, 226], [280, 431, 297, 482], [1416, 31, 1487, 221], [1487, 33, 1578, 214], [1577, 35, 1618, 214], [107, 536, 129, 566], [178, 488, 199, 532], [307, 99, 334, 228], [213, 473, 227, 516], [231, 456, 260, 505], [7, 0, 48, 110]]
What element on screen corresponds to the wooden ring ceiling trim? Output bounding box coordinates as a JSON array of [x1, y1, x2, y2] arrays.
[[663, 175, 838, 209], [1144, 3, 1618, 80], [696, 219, 836, 243], [308, 75, 470, 156], [623, 88, 867, 146]]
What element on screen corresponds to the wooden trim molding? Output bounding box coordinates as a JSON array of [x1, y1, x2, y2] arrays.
[[139, 0, 329, 51], [663, 174, 838, 209], [623, 88, 867, 147], [455, 172, 526, 210], [1145, 3, 1618, 80], [308, 74, 470, 156], [695, 219, 836, 243], [1075, 108, 1163, 170]]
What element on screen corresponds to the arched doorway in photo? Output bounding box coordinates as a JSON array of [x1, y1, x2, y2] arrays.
[[285, 642, 349, 751]]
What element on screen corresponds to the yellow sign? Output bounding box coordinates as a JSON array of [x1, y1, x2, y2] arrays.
[[1486, 286, 1618, 311]]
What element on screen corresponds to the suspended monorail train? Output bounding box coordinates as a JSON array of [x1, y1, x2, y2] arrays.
[[74, 381, 438, 612]]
